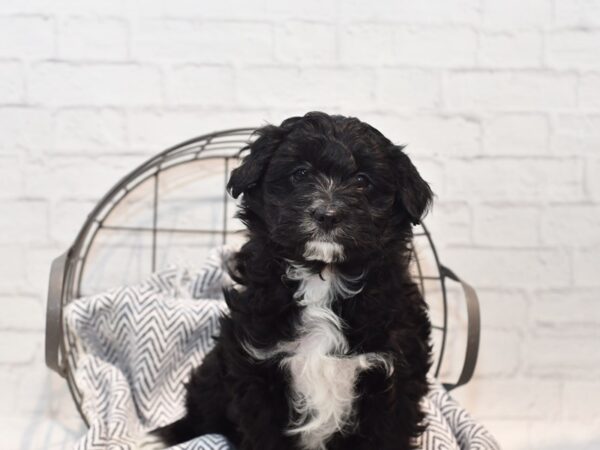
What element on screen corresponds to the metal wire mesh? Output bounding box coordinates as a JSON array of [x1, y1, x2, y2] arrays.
[[55, 128, 454, 425]]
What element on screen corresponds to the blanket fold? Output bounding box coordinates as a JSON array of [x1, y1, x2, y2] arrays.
[[64, 247, 500, 450]]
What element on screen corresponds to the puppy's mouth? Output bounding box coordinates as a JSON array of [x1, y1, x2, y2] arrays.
[[303, 240, 345, 263]]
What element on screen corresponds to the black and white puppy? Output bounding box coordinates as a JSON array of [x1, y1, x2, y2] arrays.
[[153, 112, 433, 450]]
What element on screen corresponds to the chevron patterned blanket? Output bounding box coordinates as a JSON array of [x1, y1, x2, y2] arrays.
[[64, 247, 500, 450]]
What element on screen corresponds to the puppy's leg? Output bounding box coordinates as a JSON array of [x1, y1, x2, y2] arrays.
[[230, 362, 298, 450], [151, 345, 235, 446], [331, 369, 426, 450]]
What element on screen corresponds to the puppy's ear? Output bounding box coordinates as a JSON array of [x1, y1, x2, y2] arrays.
[[227, 124, 289, 199], [391, 146, 433, 225]]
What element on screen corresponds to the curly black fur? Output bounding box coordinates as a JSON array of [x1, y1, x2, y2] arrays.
[[152, 112, 433, 450]]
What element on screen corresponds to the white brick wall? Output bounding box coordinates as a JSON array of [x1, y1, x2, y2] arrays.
[[1, 0, 599, 448]]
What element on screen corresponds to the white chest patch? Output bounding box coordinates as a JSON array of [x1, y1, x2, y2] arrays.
[[244, 264, 393, 450]]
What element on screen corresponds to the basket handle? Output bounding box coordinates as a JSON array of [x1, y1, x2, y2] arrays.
[[45, 251, 69, 377], [439, 265, 481, 391]]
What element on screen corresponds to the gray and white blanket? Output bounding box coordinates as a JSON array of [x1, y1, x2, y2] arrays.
[[64, 247, 500, 450]]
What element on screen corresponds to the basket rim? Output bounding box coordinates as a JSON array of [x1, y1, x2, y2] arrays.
[[46, 128, 472, 427]]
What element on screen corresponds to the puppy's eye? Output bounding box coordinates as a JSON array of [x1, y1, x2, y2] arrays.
[[355, 173, 371, 189], [292, 168, 309, 182]]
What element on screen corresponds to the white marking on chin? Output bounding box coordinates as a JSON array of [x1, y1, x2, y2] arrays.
[[245, 264, 392, 450], [303, 240, 345, 263]]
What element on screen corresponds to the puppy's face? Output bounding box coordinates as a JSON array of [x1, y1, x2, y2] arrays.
[[228, 112, 433, 264]]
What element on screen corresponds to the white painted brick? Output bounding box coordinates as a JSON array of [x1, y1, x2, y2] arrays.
[[586, 157, 600, 201], [444, 71, 577, 111], [164, 0, 268, 19], [475, 329, 521, 377], [0, 156, 23, 198], [531, 289, 600, 337], [48, 200, 96, 244], [121, 0, 166, 17], [48, 0, 128, 15], [0, 107, 53, 154], [0, 365, 44, 418], [0, 16, 54, 59], [339, 24, 395, 65], [563, 381, 600, 420], [0, 331, 39, 364], [237, 67, 375, 108], [541, 205, 600, 247], [473, 205, 540, 247], [483, 420, 530, 450], [580, 74, 600, 109], [377, 69, 440, 110], [133, 19, 273, 63], [0, 415, 82, 449], [482, 0, 552, 29], [546, 30, 600, 69], [166, 65, 235, 106], [0, 61, 24, 105], [128, 109, 265, 150], [361, 114, 481, 157], [525, 336, 600, 377], [573, 246, 600, 287], [12, 361, 52, 415], [479, 31, 543, 68], [0, 0, 51, 14], [340, 26, 477, 67], [12, 361, 85, 424], [265, 0, 336, 20], [0, 246, 25, 293], [551, 114, 600, 155], [445, 158, 584, 202], [393, 27, 478, 67], [30, 63, 162, 107], [340, 0, 481, 24], [0, 369, 19, 415], [0, 200, 48, 244], [452, 379, 561, 420], [443, 247, 571, 288], [477, 289, 529, 330], [528, 420, 600, 450], [55, 108, 127, 152], [24, 156, 145, 201], [426, 202, 472, 245], [274, 22, 336, 64], [58, 17, 129, 60], [0, 1, 132, 17], [0, 296, 43, 331], [483, 114, 549, 156], [24, 245, 67, 295], [555, 0, 600, 27]]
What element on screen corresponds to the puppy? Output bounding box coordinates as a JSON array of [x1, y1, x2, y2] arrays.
[[153, 112, 433, 450]]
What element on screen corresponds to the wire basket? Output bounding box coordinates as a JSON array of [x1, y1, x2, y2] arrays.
[[45, 128, 480, 426]]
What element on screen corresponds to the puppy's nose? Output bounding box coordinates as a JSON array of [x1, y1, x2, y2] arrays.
[[312, 206, 341, 229]]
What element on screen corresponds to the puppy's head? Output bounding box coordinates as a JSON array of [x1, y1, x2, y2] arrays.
[[228, 112, 433, 264]]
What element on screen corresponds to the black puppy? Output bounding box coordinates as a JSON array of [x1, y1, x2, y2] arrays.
[[153, 112, 433, 450]]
